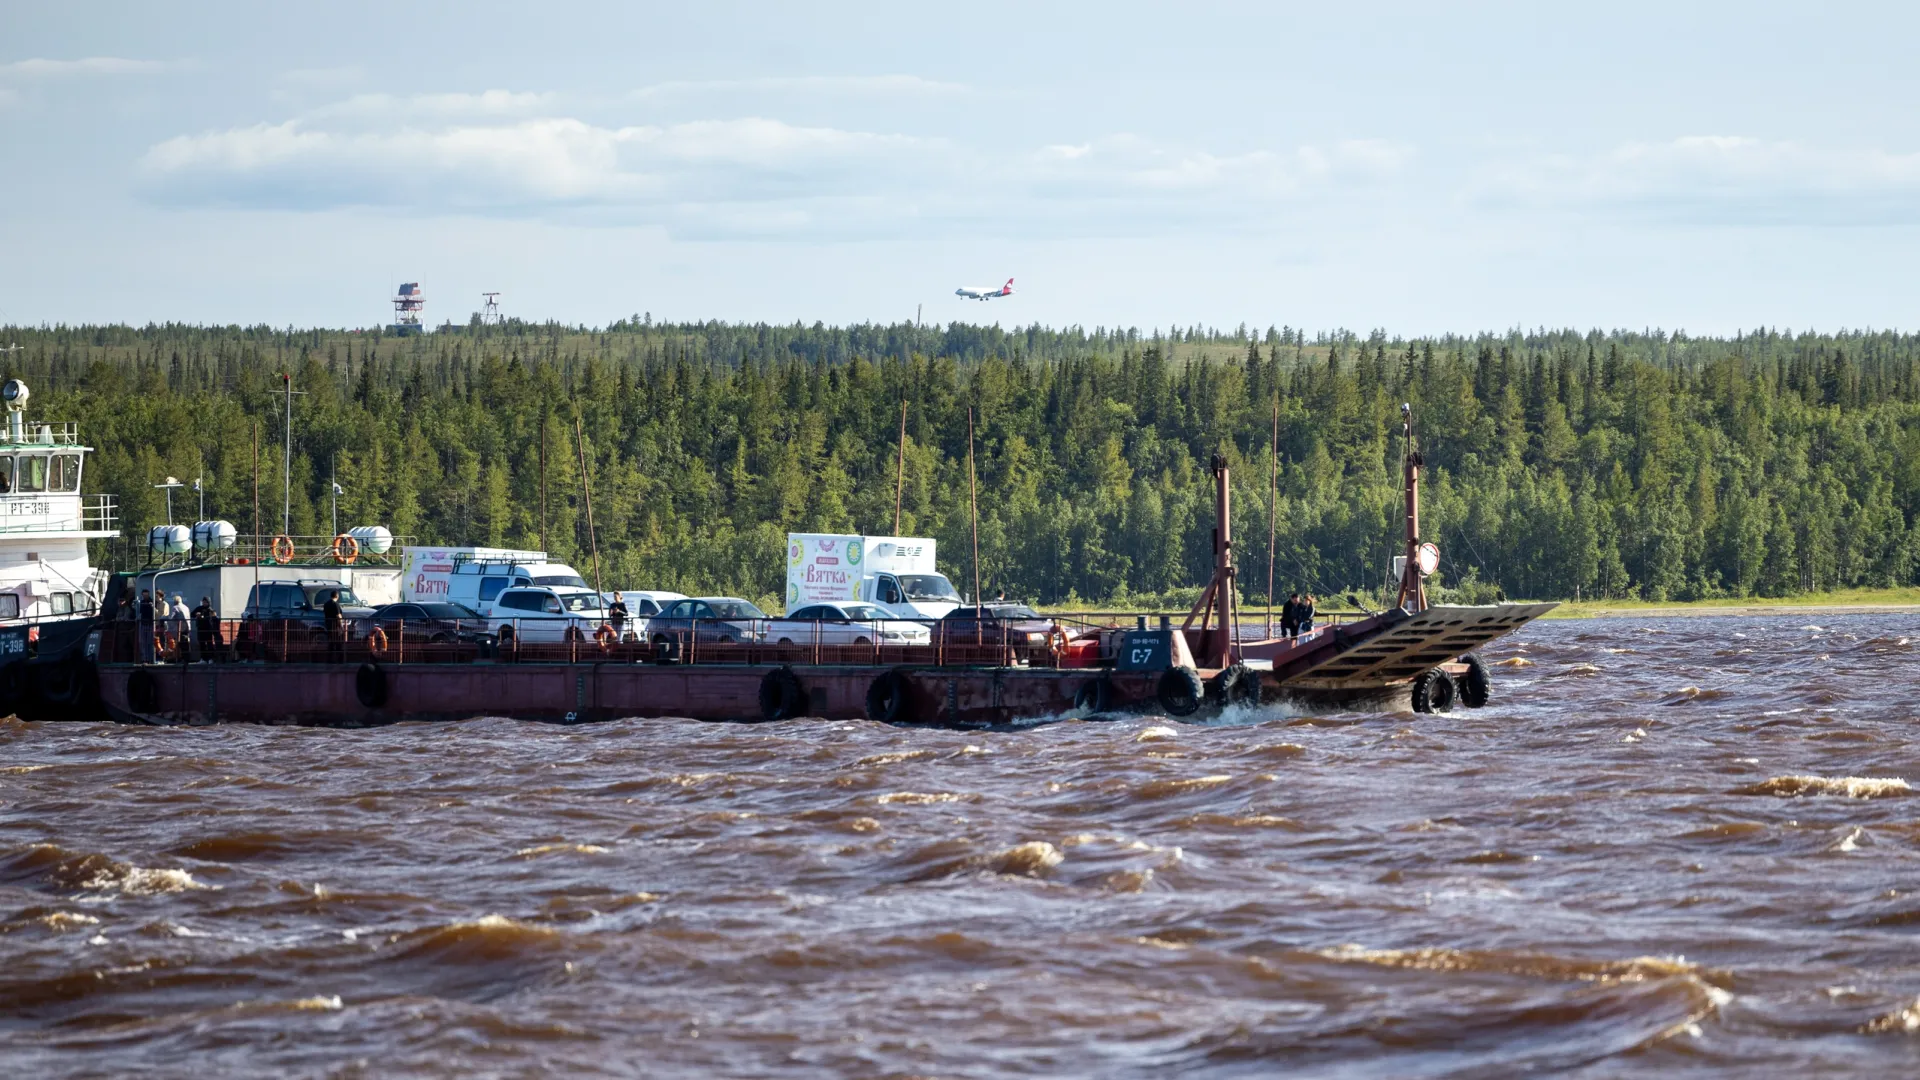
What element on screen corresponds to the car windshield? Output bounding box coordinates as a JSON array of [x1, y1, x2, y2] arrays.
[[898, 574, 961, 602], [558, 593, 603, 613], [306, 587, 362, 607], [417, 602, 480, 619], [707, 600, 766, 620], [841, 604, 888, 620], [533, 573, 588, 588]]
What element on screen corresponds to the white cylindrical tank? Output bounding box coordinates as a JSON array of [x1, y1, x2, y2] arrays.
[[347, 525, 393, 554], [147, 524, 191, 554], [192, 520, 237, 550]]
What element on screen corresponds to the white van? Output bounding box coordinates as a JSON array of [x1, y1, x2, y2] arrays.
[[400, 547, 591, 617], [786, 534, 962, 620]]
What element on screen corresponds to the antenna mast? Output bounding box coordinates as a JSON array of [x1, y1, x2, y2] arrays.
[[1395, 403, 1429, 612], [271, 374, 305, 536], [892, 400, 907, 534]]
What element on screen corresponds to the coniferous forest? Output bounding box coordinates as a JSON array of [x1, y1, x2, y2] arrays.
[[10, 318, 1920, 611]]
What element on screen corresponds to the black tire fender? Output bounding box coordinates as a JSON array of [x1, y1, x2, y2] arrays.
[[865, 669, 913, 724], [1209, 663, 1262, 708], [0, 661, 27, 712], [1458, 653, 1492, 708], [38, 662, 82, 707], [758, 666, 807, 721], [1412, 669, 1456, 714], [355, 662, 389, 709], [127, 668, 161, 713], [1073, 676, 1114, 714], [1156, 665, 1204, 717]]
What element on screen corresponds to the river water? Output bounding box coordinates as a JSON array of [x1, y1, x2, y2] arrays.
[[5, 614, 1920, 1076]]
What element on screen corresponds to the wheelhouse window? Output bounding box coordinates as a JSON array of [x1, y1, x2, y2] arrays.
[[0, 457, 14, 494], [49, 455, 80, 493], [0, 595, 19, 618], [50, 593, 72, 615], [14, 455, 47, 493]]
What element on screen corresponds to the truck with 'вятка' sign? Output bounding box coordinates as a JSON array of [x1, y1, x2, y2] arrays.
[[785, 533, 963, 619]]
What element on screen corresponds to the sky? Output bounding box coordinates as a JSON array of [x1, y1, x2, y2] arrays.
[[2, 1, 1917, 336]]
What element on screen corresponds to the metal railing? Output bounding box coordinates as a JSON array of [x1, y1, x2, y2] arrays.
[[96, 610, 1360, 669], [0, 492, 118, 535], [0, 422, 82, 447]]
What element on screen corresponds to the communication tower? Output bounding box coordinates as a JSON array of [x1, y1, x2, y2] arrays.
[[390, 282, 424, 335], [481, 291, 502, 325]]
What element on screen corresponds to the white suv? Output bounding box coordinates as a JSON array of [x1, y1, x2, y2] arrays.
[[490, 586, 608, 644]]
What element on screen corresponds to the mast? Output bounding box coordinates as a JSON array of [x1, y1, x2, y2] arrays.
[[967, 407, 980, 611], [539, 413, 548, 553], [1266, 397, 1278, 637], [574, 416, 603, 599], [251, 421, 260, 585], [892, 399, 907, 534], [1395, 403, 1428, 612]]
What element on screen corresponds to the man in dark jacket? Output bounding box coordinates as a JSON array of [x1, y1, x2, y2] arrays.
[[1280, 592, 1299, 640], [137, 589, 156, 663], [607, 596, 629, 640], [192, 597, 221, 662], [322, 590, 344, 663]]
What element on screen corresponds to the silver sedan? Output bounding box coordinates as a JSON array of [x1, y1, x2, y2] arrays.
[[766, 603, 932, 646]]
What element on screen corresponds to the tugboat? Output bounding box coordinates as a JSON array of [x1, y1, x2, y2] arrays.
[[0, 380, 119, 720]]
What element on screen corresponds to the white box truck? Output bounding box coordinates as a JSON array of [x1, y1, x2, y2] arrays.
[[785, 534, 962, 619], [400, 547, 593, 616]]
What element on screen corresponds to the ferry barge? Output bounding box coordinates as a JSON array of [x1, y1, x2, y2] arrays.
[[84, 406, 1554, 727]]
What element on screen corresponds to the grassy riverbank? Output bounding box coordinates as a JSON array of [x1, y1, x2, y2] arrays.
[[1543, 586, 1920, 619]]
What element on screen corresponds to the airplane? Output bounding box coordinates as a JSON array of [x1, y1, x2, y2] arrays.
[[955, 278, 1014, 301]]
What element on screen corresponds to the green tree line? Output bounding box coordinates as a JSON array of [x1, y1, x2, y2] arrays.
[[9, 318, 1920, 610]]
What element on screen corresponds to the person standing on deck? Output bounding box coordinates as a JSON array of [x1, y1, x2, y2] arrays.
[[322, 590, 344, 664], [1281, 592, 1300, 640], [1298, 595, 1317, 636], [607, 595, 629, 640], [167, 595, 190, 663], [137, 589, 155, 663], [193, 596, 220, 662]]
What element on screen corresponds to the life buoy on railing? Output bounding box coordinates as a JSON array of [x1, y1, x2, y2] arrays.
[[595, 623, 617, 650], [270, 535, 295, 563], [367, 625, 389, 658], [331, 534, 359, 564]]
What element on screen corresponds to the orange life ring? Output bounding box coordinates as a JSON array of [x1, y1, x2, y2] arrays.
[[595, 622, 617, 650], [270, 535, 295, 562], [331, 534, 359, 564], [367, 625, 389, 657], [1048, 628, 1069, 656]]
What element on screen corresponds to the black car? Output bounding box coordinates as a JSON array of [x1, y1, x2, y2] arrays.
[[238, 579, 376, 649], [354, 601, 494, 647], [935, 603, 1061, 658]]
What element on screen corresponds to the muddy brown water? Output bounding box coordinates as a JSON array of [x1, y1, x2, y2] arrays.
[[6, 615, 1920, 1076]]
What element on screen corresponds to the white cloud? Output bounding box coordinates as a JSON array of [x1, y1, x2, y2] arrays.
[[136, 90, 1406, 240], [631, 75, 968, 100], [1482, 135, 1920, 225], [0, 57, 183, 78]]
